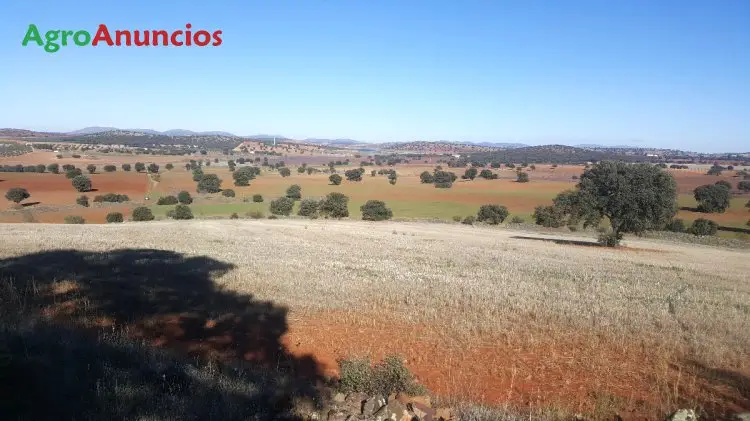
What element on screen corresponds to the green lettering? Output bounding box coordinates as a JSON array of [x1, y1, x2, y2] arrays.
[[21, 24, 43, 46], [61, 30, 74, 45], [73, 30, 91, 46], [44, 30, 60, 53]]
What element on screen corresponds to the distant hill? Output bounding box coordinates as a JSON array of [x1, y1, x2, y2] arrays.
[[466, 145, 650, 164], [379, 141, 496, 154], [0, 128, 64, 138], [302, 138, 362, 146], [69, 127, 237, 137], [474, 142, 528, 149]]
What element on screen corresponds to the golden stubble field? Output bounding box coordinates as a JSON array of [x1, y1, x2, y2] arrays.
[[0, 220, 748, 419]]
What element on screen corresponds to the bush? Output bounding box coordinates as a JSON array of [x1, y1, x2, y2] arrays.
[[76, 195, 89, 207], [463, 168, 478, 180], [5, 187, 30, 203], [157, 195, 178, 205], [121, 163, 131, 171], [452, 215, 462, 222], [462, 215, 475, 225], [106, 212, 124, 223], [715, 180, 732, 190], [337, 355, 425, 397], [738, 181, 750, 192], [93, 193, 130, 203], [279, 167, 291, 177], [286, 184, 302, 200], [71, 154, 81, 158], [664, 218, 687, 233], [516, 172, 529, 183], [233, 166, 259, 186], [476, 204, 509, 224], [419, 171, 434, 184], [319, 192, 349, 218], [694, 184, 730, 213], [689, 218, 718, 236], [433, 171, 456, 188], [478, 169, 494, 180], [64, 215, 85, 224], [147, 163, 160, 173], [297, 199, 319, 217], [344, 168, 365, 182], [252, 194, 263, 203], [510, 216, 525, 224], [230, 212, 239, 219], [269, 197, 295, 216], [222, 189, 236, 198], [196, 174, 222, 193], [329, 174, 342, 185], [192, 169, 204, 182], [177, 191, 193, 204], [360, 200, 393, 221], [246, 210, 265, 219], [71, 175, 92, 192], [86, 164, 96, 174], [131, 206, 154, 222], [46, 163, 60, 174], [134, 162, 146, 172], [171, 204, 194, 220], [532, 205, 566, 228], [165, 163, 174, 170], [65, 168, 83, 179], [597, 231, 623, 247]]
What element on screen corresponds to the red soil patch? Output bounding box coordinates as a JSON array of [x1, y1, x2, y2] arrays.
[[669, 170, 741, 194], [0, 150, 191, 166]]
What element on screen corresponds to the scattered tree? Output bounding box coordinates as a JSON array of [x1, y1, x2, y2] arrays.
[[46, 163, 59, 174], [252, 194, 264, 203], [279, 167, 291, 177], [715, 180, 732, 190], [5, 187, 30, 203], [286, 184, 302, 200], [93, 193, 130, 203], [86, 164, 97, 174], [329, 174, 342, 185], [462, 215, 475, 225], [170, 204, 194, 220], [147, 163, 159, 173], [196, 174, 222, 193], [694, 184, 730, 213], [269, 197, 295, 216], [516, 172, 529, 183], [103, 165, 116, 172], [319, 192, 349, 218], [192, 168, 204, 182], [419, 171, 434, 184], [706, 165, 724, 176], [121, 163, 131, 171], [297, 199, 319, 217], [64, 215, 85, 224], [463, 168, 478, 180], [532, 205, 566, 228], [131, 206, 154, 221], [476, 204, 509, 224], [134, 162, 146, 172], [71, 175, 92, 192], [76, 195, 89, 207], [433, 170, 456, 188], [177, 191, 193, 204], [157, 195, 179, 205], [106, 212, 124, 223], [360, 200, 393, 221], [737, 181, 750, 192], [664, 218, 686, 233], [165, 163, 174, 170], [65, 168, 83, 179], [345, 168, 365, 181], [689, 218, 718, 236], [222, 189, 236, 197]]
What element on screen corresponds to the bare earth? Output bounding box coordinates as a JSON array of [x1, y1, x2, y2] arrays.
[[0, 220, 748, 419]]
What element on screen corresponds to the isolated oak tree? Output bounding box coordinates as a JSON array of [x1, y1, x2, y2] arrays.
[[419, 171, 434, 184], [319, 192, 349, 218], [694, 184, 730, 213], [177, 190, 193, 204], [71, 175, 92, 192], [86, 164, 96, 174], [463, 168, 478, 180], [360, 200, 393, 221], [557, 161, 677, 245], [5, 187, 30, 203], [121, 163, 131, 171], [134, 162, 146, 173], [476, 204, 509, 224], [147, 163, 159, 173], [329, 174, 342, 185], [196, 174, 222, 193]]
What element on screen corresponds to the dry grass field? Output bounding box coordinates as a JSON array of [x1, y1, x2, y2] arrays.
[[1, 220, 748, 419]]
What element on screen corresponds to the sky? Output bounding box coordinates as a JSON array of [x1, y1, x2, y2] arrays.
[[0, 0, 748, 152]]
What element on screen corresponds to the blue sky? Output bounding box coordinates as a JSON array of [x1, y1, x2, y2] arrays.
[[0, 0, 748, 152]]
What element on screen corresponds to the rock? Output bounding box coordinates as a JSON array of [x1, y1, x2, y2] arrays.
[[344, 392, 367, 412], [372, 399, 409, 421], [327, 409, 350, 421], [362, 395, 387, 415], [733, 413, 750, 421], [409, 402, 436, 421], [668, 409, 697, 421], [333, 392, 346, 403], [395, 392, 432, 408]]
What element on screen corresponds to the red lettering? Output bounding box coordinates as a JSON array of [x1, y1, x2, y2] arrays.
[[212, 30, 222, 46], [115, 30, 131, 46], [91, 24, 113, 46], [170, 30, 183, 46], [185, 23, 192, 46], [152, 30, 168, 46], [133, 30, 149, 46], [194, 30, 211, 46]]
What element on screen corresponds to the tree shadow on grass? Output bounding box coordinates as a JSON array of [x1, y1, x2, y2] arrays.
[[683, 360, 750, 417], [0, 249, 323, 420], [510, 235, 603, 248]]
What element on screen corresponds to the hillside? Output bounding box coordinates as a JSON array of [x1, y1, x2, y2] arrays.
[[0, 128, 64, 138], [467, 144, 651, 164], [379, 140, 497, 154]]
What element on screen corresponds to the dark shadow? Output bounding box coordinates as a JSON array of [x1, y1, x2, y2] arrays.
[[718, 225, 750, 234], [86, 188, 99, 192], [0, 249, 323, 420], [20, 201, 41, 207], [679, 206, 701, 212], [510, 235, 603, 247], [683, 360, 750, 417]]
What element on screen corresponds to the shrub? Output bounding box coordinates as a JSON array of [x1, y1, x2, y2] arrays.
[[147, 163, 160, 173], [462, 215, 475, 225], [157, 195, 178, 205], [319, 192, 349, 218], [597, 231, 623, 247], [344, 168, 365, 181], [165, 163, 174, 170], [694, 184, 730, 213], [222, 189, 236, 198], [192, 169, 204, 182], [286, 184, 302, 200], [121, 163, 131, 171], [93, 193, 130, 203], [463, 168, 478, 180], [233, 166, 259, 186], [230, 212, 239, 219], [269, 197, 295, 216], [419, 171, 434, 184], [134, 162, 146, 172], [337, 355, 425, 397], [177, 191, 193, 204], [532, 205, 566, 228], [171, 204, 194, 220], [706, 165, 723, 176], [196, 174, 222, 193], [510, 216, 525, 224], [46, 163, 59, 174], [71, 175, 92, 192], [360, 200, 393, 221], [297, 199, 319, 217], [267, 215, 278, 219], [76, 195, 89, 207], [86, 164, 96, 174], [738, 181, 750, 192], [106, 212, 124, 223], [71, 154, 81, 158], [64, 215, 85, 224], [452, 215, 462, 222], [279, 167, 291, 177], [689, 218, 718, 236], [131, 206, 154, 222], [329, 174, 342, 185], [246, 210, 265, 219], [478, 169, 494, 180], [65, 168, 83, 179], [252, 194, 263, 203], [664, 218, 686, 233], [5, 187, 30, 203], [715, 180, 732, 190], [516, 172, 529, 183], [103, 165, 116, 172], [476, 204, 509, 224], [433, 171, 456, 188]]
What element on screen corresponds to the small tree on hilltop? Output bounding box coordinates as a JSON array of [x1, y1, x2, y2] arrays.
[[329, 174, 342, 185], [76, 195, 89, 207], [319, 192, 349, 218], [177, 191, 193, 204], [516, 172, 529, 183], [360, 200, 393, 221], [86, 164, 97, 174], [148, 163, 159, 173], [297, 199, 319, 217], [694, 184, 730, 213], [476, 204, 509, 225], [5, 187, 30, 204], [286, 184, 302, 200], [131, 206, 154, 222], [71, 175, 92, 192], [269, 197, 294, 216], [134, 162, 146, 172], [197, 174, 222, 193], [121, 163, 131, 172]]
